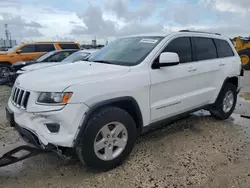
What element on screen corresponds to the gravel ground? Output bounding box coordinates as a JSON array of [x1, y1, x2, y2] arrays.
[[1, 73, 250, 188]]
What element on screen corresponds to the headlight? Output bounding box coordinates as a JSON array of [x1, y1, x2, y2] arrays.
[[37, 92, 72, 104]]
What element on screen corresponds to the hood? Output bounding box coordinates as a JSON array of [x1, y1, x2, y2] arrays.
[[13, 61, 37, 67], [17, 61, 131, 91], [21, 62, 60, 71]]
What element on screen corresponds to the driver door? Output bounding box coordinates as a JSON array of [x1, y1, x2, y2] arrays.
[[18, 44, 38, 61], [150, 37, 202, 123]]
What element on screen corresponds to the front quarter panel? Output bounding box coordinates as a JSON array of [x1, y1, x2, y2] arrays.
[[64, 67, 151, 126]]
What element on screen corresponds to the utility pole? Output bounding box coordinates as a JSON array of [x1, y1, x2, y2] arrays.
[[9, 32, 12, 47], [5, 24, 9, 41]]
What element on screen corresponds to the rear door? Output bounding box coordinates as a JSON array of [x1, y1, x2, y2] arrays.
[[36, 44, 55, 53], [192, 37, 221, 104], [33, 44, 56, 61], [213, 39, 238, 99]]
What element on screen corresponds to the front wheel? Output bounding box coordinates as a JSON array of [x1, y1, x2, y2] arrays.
[[0, 64, 11, 78], [209, 83, 237, 120], [76, 106, 137, 170]]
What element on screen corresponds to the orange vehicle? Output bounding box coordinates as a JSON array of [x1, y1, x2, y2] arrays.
[[0, 42, 80, 78]]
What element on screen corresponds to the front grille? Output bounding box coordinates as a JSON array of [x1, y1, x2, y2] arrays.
[[11, 86, 30, 109]]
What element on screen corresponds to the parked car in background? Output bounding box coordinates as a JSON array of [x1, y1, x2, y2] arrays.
[[11, 49, 79, 72], [61, 49, 98, 63], [0, 42, 80, 78], [8, 49, 98, 84], [0, 47, 9, 51]]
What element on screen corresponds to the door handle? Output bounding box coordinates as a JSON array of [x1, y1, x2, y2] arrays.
[[219, 63, 225, 66], [188, 68, 197, 72]]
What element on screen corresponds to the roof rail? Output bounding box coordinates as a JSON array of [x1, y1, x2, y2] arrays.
[[179, 30, 221, 36]]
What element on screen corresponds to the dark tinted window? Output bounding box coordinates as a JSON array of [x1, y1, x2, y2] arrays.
[[20, 45, 35, 53], [163, 37, 192, 63], [59, 44, 80, 49], [214, 39, 234, 58], [194, 37, 217, 61], [62, 52, 90, 62], [47, 51, 75, 62], [36, 44, 55, 52]]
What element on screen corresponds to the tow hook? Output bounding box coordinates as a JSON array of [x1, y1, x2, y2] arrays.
[[0, 145, 50, 167]]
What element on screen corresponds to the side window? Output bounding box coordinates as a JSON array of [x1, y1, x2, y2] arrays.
[[47, 52, 71, 62], [163, 37, 192, 63], [19, 45, 35, 53], [214, 39, 234, 58], [58, 44, 80, 49], [193, 37, 217, 61], [72, 53, 90, 62], [36, 44, 55, 52]]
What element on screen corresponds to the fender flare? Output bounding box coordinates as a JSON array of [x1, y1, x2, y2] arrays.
[[0, 61, 12, 66], [73, 96, 143, 147]]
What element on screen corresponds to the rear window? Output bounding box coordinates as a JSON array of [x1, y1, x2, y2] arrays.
[[36, 44, 55, 52], [214, 39, 234, 58], [193, 37, 217, 61], [59, 44, 80, 49]]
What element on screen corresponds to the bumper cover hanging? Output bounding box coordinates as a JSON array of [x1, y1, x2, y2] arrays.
[[0, 145, 49, 167]]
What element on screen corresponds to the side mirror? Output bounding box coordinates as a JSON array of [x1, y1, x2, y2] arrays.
[[159, 52, 179, 67], [16, 49, 22, 54]]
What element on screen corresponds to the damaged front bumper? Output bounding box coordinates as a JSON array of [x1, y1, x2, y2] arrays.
[[0, 107, 74, 167]]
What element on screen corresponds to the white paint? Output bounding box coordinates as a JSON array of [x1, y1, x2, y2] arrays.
[[8, 31, 241, 148], [140, 39, 158, 44]]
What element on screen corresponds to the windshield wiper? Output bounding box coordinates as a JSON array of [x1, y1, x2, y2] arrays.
[[92, 60, 113, 64]]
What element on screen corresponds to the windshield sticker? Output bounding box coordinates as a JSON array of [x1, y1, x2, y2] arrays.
[[140, 39, 158, 44]]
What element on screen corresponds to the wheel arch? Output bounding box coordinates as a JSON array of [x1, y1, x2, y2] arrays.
[[217, 76, 239, 101], [223, 76, 238, 88], [73, 96, 143, 147], [0, 61, 12, 66]]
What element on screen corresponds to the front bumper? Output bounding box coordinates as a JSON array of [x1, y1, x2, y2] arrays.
[[7, 99, 89, 147]]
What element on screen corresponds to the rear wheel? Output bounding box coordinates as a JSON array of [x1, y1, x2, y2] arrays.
[[209, 83, 237, 120], [238, 49, 250, 70], [76, 106, 137, 171]]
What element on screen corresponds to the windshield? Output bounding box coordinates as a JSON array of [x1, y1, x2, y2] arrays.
[[7, 45, 20, 53], [62, 51, 90, 62], [87, 36, 163, 66], [34, 51, 56, 62]]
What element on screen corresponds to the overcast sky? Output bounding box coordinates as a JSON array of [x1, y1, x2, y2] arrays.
[[0, 0, 249, 44]]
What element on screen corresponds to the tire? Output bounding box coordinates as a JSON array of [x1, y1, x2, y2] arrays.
[[0, 64, 11, 78], [238, 49, 250, 70], [209, 83, 237, 120], [76, 106, 137, 171]]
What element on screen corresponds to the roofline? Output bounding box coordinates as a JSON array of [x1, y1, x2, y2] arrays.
[[178, 30, 222, 36], [21, 41, 79, 44]]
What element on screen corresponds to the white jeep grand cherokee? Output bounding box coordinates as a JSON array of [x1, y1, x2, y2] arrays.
[[6, 31, 242, 170]]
